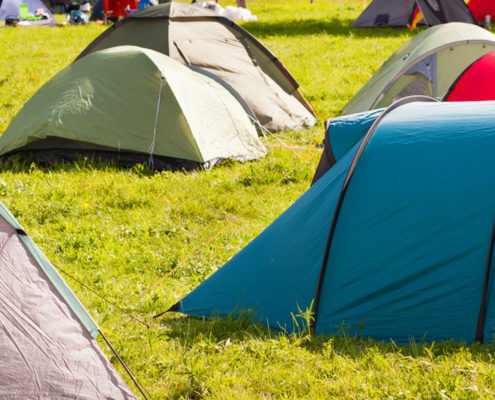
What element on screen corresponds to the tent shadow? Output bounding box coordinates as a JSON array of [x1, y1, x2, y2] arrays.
[[0, 156, 191, 176], [242, 18, 417, 39], [162, 314, 495, 360]]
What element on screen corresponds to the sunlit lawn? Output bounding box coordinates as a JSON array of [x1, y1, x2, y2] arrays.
[[2, 1, 494, 399]]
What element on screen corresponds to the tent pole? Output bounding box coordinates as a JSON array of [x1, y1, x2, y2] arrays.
[[310, 96, 438, 334], [474, 220, 495, 343], [99, 329, 151, 400]]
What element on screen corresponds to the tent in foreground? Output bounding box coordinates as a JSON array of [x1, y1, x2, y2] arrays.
[[342, 23, 495, 115], [0, 46, 266, 169], [170, 98, 495, 344], [352, 0, 476, 28], [76, 2, 316, 132], [0, 200, 137, 398], [444, 51, 495, 102], [0, 0, 55, 25]]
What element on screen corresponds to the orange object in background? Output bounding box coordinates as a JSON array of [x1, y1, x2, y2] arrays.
[[103, 0, 138, 19], [408, 6, 424, 29]]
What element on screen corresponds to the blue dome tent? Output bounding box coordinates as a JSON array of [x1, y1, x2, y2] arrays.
[[169, 97, 495, 344]]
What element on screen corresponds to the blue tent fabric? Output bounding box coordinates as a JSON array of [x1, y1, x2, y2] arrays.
[[173, 100, 495, 344], [328, 108, 383, 162], [310, 109, 383, 185], [175, 140, 360, 331]]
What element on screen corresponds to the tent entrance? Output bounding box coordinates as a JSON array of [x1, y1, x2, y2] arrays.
[[376, 54, 437, 107], [372, 43, 495, 110]]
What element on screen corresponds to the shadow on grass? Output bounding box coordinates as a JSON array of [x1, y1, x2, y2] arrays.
[[0, 154, 194, 177], [243, 17, 416, 39], [161, 313, 495, 360]]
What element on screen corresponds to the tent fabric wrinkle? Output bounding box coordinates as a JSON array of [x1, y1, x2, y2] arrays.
[[0, 202, 99, 337], [0, 46, 266, 169], [76, 2, 316, 132], [0, 205, 136, 399]]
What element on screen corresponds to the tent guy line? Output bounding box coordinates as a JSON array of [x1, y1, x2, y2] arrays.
[[148, 142, 319, 310], [15, 228, 153, 398], [0, 201, 140, 398], [99, 330, 153, 400], [54, 262, 151, 328]]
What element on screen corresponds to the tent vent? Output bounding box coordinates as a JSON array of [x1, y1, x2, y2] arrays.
[[15, 228, 27, 236], [374, 14, 389, 26]]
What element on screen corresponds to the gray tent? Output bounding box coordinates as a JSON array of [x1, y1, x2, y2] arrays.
[[352, 0, 476, 27], [0, 201, 137, 399], [75, 2, 316, 132]]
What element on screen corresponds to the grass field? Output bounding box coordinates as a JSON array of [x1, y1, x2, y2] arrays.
[[2, 1, 495, 399]]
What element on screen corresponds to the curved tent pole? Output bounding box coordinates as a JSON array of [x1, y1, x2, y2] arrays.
[[310, 95, 439, 334]]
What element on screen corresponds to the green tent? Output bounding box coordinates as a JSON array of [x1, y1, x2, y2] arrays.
[[75, 2, 316, 132], [342, 23, 495, 115], [0, 46, 266, 169]]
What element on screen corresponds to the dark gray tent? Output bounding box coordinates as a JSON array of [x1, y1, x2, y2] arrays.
[[75, 2, 316, 132], [352, 0, 476, 28]]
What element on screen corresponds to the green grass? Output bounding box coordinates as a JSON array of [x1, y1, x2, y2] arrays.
[[1, 1, 494, 399]]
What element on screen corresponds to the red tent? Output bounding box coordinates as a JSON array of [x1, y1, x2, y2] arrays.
[[103, 0, 138, 19], [468, 0, 495, 21], [445, 51, 495, 102]]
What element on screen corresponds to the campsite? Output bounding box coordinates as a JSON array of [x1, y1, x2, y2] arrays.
[[2, 0, 495, 398]]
